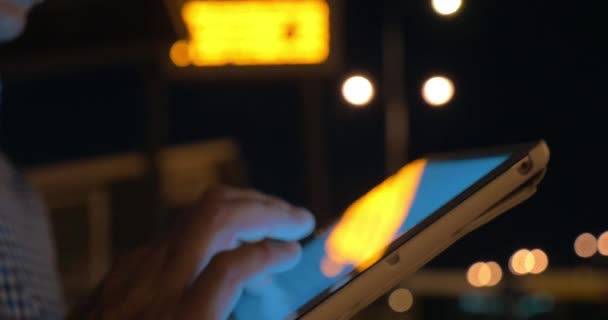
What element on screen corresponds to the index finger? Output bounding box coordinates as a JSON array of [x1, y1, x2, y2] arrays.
[[166, 197, 315, 288], [216, 200, 315, 244]]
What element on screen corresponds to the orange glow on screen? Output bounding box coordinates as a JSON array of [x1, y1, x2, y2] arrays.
[[324, 159, 427, 272], [175, 0, 330, 66]]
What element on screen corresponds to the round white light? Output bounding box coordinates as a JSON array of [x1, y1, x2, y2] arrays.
[[432, 0, 463, 16], [422, 76, 455, 107], [341, 75, 375, 107]]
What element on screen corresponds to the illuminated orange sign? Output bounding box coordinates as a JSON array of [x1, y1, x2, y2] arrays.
[[322, 159, 427, 276], [171, 0, 331, 67]]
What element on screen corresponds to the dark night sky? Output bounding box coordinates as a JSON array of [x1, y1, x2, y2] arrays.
[[0, 0, 607, 270]]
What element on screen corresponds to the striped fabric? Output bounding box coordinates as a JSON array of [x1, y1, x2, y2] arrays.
[[0, 154, 65, 319]]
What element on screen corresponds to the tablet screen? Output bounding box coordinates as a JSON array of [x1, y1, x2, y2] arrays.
[[233, 153, 510, 320]]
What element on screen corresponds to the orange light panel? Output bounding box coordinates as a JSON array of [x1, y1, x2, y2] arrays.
[[325, 160, 427, 272], [177, 0, 330, 67]]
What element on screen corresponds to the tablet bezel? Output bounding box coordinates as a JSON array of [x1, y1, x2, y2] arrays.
[[294, 140, 548, 319]]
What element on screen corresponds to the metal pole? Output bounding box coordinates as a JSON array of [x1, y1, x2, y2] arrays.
[[383, 1, 409, 174]]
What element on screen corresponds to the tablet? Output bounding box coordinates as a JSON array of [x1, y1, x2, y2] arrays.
[[232, 140, 550, 320]]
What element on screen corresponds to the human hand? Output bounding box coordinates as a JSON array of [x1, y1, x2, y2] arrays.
[[68, 186, 315, 320]]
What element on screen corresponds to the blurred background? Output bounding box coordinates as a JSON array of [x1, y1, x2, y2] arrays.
[[1, 0, 607, 319]]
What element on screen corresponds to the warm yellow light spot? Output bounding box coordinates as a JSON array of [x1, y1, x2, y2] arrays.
[[467, 261, 502, 287], [574, 233, 598, 258], [530, 249, 549, 274], [320, 256, 343, 278], [179, 0, 330, 66], [598, 231, 608, 256], [486, 261, 503, 287], [510, 249, 532, 275], [325, 160, 427, 271], [341, 75, 375, 107], [388, 288, 414, 312], [422, 76, 455, 107], [466, 262, 485, 288], [509, 249, 548, 275], [523, 251, 536, 273], [431, 0, 463, 16], [477, 263, 492, 286], [170, 40, 191, 67]]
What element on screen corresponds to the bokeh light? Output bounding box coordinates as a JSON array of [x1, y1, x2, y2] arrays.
[[530, 249, 549, 274], [431, 0, 463, 16], [388, 288, 414, 312], [170, 40, 191, 67], [510, 249, 533, 275], [422, 76, 455, 107], [509, 249, 549, 275], [467, 261, 502, 287], [477, 263, 492, 287], [574, 233, 598, 258], [341, 75, 375, 107], [467, 262, 486, 287], [598, 231, 608, 256], [486, 261, 503, 287], [180, 0, 330, 66], [524, 251, 536, 272]]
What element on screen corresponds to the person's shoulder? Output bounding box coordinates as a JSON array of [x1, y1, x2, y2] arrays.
[[0, 152, 43, 217], [0, 152, 22, 217], [1, 152, 48, 212]]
